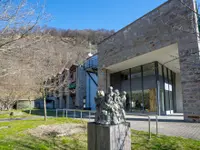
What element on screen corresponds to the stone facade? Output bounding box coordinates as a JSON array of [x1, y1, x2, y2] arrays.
[[98, 0, 200, 121]]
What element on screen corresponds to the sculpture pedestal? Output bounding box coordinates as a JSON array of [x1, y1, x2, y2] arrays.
[[87, 122, 131, 150]]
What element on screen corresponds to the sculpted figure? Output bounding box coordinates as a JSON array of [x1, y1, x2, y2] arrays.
[[120, 91, 127, 121], [95, 87, 126, 125]]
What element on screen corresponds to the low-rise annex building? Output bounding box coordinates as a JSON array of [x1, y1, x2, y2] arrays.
[[98, 0, 200, 122]]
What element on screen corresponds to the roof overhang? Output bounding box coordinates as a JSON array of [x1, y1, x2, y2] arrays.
[[106, 43, 180, 73]]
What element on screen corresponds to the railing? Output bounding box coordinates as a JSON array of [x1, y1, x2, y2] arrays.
[[56, 109, 96, 121], [84, 56, 98, 70], [56, 109, 159, 139], [147, 115, 159, 139], [132, 114, 158, 139]]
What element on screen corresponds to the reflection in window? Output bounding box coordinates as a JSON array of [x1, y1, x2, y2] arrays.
[[110, 61, 176, 114], [110, 72, 121, 91], [165, 83, 172, 91], [143, 63, 157, 112], [121, 69, 131, 111], [130, 66, 142, 111]]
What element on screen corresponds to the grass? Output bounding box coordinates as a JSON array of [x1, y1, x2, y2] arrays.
[[0, 118, 200, 150], [0, 118, 86, 150], [0, 109, 57, 119], [0, 109, 93, 119], [0, 110, 30, 119], [131, 130, 200, 150]]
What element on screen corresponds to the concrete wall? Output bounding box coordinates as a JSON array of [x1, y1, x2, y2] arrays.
[[98, 0, 200, 121], [176, 73, 183, 113], [76, 66, 86, 108], [17, 100, 34, 109]]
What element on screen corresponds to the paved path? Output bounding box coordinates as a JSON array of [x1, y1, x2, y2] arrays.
[[129, 120, 200, 140]]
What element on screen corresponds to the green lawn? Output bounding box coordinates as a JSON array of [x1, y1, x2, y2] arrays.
[[0, 109, 57, 119], [0, 110, 30, 119], [0, 118, 200, 150], [131, 130, 200, 150], [0, 118, 86, 150]]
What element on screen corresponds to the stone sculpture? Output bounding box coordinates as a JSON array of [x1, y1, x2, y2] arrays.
[[95, 86, 126, 125]]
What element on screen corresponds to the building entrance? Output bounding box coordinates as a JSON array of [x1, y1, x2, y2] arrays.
[[110, 61, 176, 115]]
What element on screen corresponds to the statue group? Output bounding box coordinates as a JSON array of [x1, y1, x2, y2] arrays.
[[95, 87, 126, 125]]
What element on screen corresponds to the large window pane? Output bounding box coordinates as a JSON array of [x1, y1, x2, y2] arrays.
[[130, 66, 143, 112], [110, 72, 121, 91], [164, 67, 170, 112], [121, 69, 131, 111], [143, 63, 157, 112], [158, 63, 165, 113], [168, 70, 173, 112], [121, 69, 130, 92], [110, 62, 176, 115]]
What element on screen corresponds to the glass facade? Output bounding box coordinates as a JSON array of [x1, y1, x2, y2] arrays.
[[130, 66, 142, 112], [110, 61, 176, 115]]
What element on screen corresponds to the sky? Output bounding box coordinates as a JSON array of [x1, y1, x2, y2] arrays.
[[33, 0, 199, 31]]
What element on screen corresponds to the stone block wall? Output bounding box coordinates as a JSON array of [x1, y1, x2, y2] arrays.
[[98, 0, 200, 121]]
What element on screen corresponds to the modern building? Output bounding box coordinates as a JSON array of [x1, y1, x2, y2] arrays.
[[68, 64, 86, 109], [83, 54, 98, 110], [98, 0, 200, 122], [68, 55, 98, 110]]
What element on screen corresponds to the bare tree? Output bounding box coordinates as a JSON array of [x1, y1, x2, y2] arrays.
[[30, 44, 73, 121], [0, 0, 48, 51], [0, 86, 27, 110], [0, 0, 49, 110]]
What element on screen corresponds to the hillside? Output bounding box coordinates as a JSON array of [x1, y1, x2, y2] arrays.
[[0, 29, 114, 102]]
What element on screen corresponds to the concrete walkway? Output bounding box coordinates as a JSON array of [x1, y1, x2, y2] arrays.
[[129, 120, 200, 140], [126, 114, 184, 122]]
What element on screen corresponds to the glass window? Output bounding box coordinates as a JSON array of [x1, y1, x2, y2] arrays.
[[121, 69, 130, 92], [164, 67, 170, 111], [130, 66, 143, 112], [158, 63, 165, 113], [143, 63, 155, 76], [143, 63, 157, 112], [110, 72, 121, 91], [121, 69, 131, 111], [143, 63, 156, 90], [110, 62, 176, 114], [158, 63, 162, 76], [131, 66, 142, 90], [168, 70, 173, 111]]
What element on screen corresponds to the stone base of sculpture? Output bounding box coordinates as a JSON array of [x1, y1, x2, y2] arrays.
[[87, 122, 131, 150]]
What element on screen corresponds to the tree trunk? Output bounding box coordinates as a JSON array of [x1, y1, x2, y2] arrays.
[[43, 89, 47, 121], [29, 97, 32, 114]]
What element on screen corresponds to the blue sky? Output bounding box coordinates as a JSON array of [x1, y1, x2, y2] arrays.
[[35, 0, 199, 31]]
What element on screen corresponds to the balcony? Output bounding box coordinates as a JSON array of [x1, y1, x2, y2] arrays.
[[84, 55, 98, 73], [69, 82, 76, 89]]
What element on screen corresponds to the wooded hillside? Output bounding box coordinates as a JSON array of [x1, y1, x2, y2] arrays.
[[0, 28, 114, 104]]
